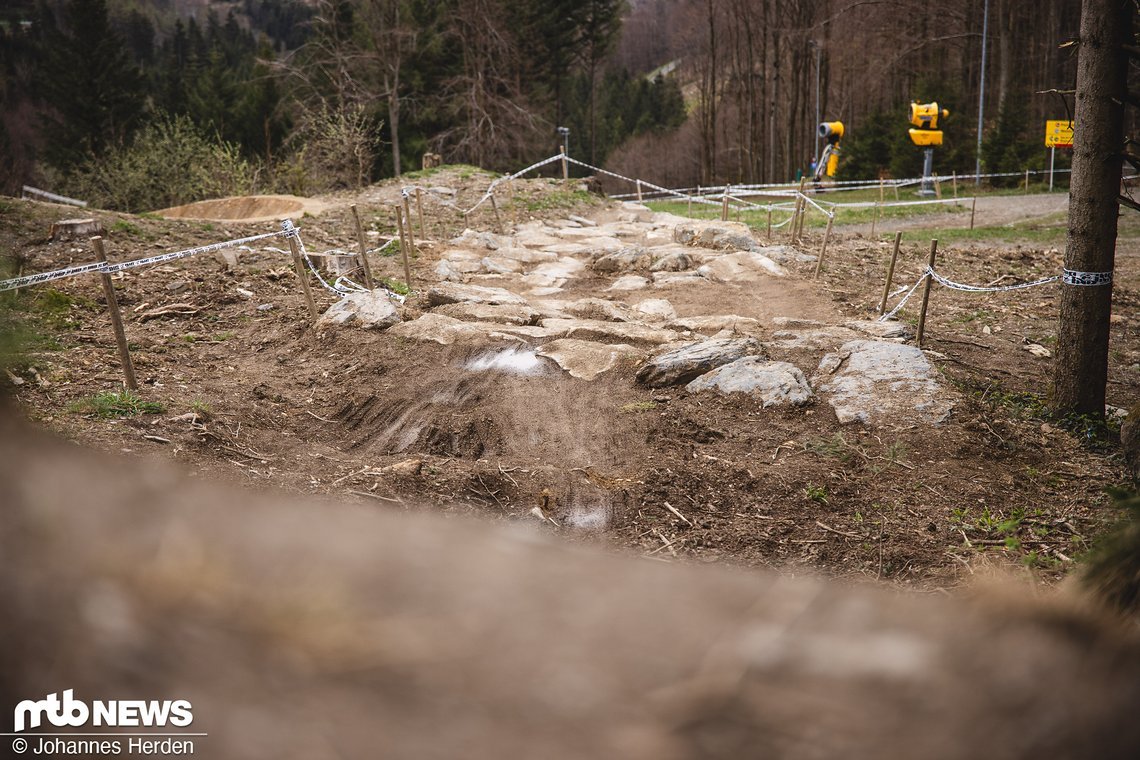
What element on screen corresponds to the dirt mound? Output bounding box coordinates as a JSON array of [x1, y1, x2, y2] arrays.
[[155, 194, 328, 222]]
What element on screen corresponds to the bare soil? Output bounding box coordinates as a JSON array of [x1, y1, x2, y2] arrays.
[[2, 171, 1136, 592]]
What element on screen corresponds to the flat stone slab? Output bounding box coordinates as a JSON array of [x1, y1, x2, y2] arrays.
[[530, 258, 586, 279], [565, 298, 633, 322], [481, 256, 524, 274], [388, 313, 489, 345], [813, 340, 953, 425], [540, 318, 679, 345], [636, 337, 763, 387], [608, 275, 650, 291], [536, 339, 639, 381], [512, 229, 563, 248], [632, 298, 677, 323], [758, 244, 817, 264], [593, 246, 651, 273], [845, 320, 910, 340], [653, 272, 706, 287], [650, 251, 692, 272], [317, 291, 402, 330], [772, 327, 862, 351], [698, 251, 786, 282], [673, 220, 756, 250], [426, 283, 529, 307], [686, 358, 813, 407], [435, 302, 540, 325], [668, 315, 762, 335], [492, 247, 558, 264]]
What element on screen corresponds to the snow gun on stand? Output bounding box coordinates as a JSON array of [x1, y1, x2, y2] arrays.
[[908, 101, 949, 195], [813, 121, 844, 185]]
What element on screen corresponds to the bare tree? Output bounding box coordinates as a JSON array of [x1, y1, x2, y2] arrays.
[[1052, 0, 1131, 415]]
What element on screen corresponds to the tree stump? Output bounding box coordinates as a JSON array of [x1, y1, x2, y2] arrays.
[[49, 219, 102, 241]]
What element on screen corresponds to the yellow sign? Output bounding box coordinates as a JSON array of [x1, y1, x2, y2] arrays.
[[1045, 120, 1074, 148]]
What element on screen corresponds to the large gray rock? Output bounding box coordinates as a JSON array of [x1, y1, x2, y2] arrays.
[[846, 320, 910, 340], [565, 298, 632, 322], [632, 299, 677, 323], [481, 256, 524, 274], [435, 302, 541, 326], [813, 340, 953, 425], [426, 283, 529, 307], [592, 246, 652, 273], [536, 339, 640, 381], [673, 220, 755, 249], [649, 251, 693, 272], [686, 358, 813, 407], [317, 291, 401, 330], [636, 337, 763, 387], [607, 275, 650, 291], [698, 251, 787, 282]]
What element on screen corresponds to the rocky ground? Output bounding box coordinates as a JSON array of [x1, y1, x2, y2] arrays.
[[2, 169, 1138, 591]]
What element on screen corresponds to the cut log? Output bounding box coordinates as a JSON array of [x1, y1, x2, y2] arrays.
[[49, 218, 102, 241]]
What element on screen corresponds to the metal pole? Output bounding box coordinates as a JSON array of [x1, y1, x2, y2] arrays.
[[812, 40, 822, 164], [975, 0, 989, 184], [1050, 146, 1056, 192]]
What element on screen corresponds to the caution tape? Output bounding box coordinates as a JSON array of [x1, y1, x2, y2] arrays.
[[0, 228, 289, 293]]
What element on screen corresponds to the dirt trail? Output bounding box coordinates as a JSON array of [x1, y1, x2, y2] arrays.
[[838, 191, 1070, 235]]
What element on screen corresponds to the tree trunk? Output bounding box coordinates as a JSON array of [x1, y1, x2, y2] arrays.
[[1052, 0, 1130, 416]]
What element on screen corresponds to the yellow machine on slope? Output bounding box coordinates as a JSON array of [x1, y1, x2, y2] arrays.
[[813, 121, 845, 184]]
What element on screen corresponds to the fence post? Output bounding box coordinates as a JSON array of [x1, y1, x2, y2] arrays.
[[720, 187, 729, 222], [814, 215, 835, 279], [970, 196, 978, 230], [349, 205, 376, 290], [560, 145, 568, 180], [286, 230, 319, 322], [415, 188, 426, 240], [395, 205, 414, 288], [92, 237, 138, 391], [915, 239, 939, 346], [879, 231, 903, 314], [401, 194, 417, 252]]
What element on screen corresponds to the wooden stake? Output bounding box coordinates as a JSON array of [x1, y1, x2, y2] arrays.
[[92, 237, 137, 391], [286, 231, 319, 322], [814, 215, 834, 279], [401, 195, 416, 252], [952, 171, 958, 198], [915, 239, 938, 346], [508, 178, 518, 225], [720, 188, 729, 221], [970, 196, 977, 230], [1024, 168, 1030, 193], [687, 193, 692, 216], [560, 145, 568, 180], [636, 179, 643, 202], [415, 188, 426, 240], [934, 178, 942, 199], [871, 201, 880, 238], [879, 177, 885, 204], [349, 205, 376, 290], [394, 205, 413, 288], [766, 206, 773, 241], [489, 192, 504, 233], [878, 231, 903, 314], [893, 183, 900, 202]]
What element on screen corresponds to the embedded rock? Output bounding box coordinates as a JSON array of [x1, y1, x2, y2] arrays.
[[636, 337, 763, 387], [435, 303, 541, 326], [425, 283, 529, 307], [536, 339, 639, 381], [813, 340, 953, 425], [686, 358, 813, 407], [388, 313, 489, 345], [592, 246, 652, 273], [698, 251, 787, 282], [566, 298, 633, 323], [539, 318, 679, 345], [317, 291, 401, 330]]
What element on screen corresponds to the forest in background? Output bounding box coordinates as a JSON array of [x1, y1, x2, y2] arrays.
[[0, 0, 1088, 211]]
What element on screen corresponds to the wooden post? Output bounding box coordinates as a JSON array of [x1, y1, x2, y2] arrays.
[[349, 204, 376, 290], [489, 192, 504, 233], [878, 231, 903, 314], [1024, 168, 1030, 193], [952, 171, 958, 198], [766, 206, 773, 241], [687, 193, 692, 216], [970, 196, 977, 230], [893, 183, 900, 202], [401, 195, 417, 252], [92, 237, 138, 391], [879, 178, 885, 204], [415, 188, 426, 240], [720, 188, 729, 221], [871, 201, 880, 238], [394, 205, 414, 288], [286, 231, 319, 322], [636, 179, 643, 202], [560, 145, 568, 180], [934, 177, 942, 199], [814, 215, 834, 279], [915, 239, 938, 346], [508, 178, 518, 225], [789, 195, 803, 243]]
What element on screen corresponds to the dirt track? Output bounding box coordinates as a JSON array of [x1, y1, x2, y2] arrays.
[[2, 173, 1137, 590]]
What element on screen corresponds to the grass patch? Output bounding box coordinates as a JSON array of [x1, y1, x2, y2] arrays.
[[524, 189, 596, 212], [382, 278, 410, 296], [110, 219, 142, 236], [69, 389, 165, 418]]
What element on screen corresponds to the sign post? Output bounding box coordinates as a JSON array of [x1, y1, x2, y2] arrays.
[[1045, 120, 1075, 192]]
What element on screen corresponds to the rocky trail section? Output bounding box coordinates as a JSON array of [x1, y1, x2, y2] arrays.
[[320, 204, 954, 429]]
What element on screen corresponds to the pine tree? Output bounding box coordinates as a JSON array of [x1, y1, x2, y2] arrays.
[[36, 0, 145, 172]]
